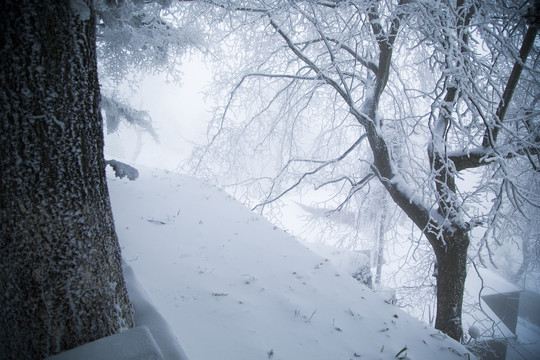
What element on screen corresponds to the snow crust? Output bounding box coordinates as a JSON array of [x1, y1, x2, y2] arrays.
[[107, 166, 476, 360], [45, 326, 163, 360]]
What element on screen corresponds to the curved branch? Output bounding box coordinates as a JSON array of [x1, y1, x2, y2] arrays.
[[268, 17, 353, 108], [294, 37, 379, 74], [253, 134, 367, 211]]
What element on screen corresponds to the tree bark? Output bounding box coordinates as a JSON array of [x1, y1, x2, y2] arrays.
[[0, 1, 134, 359], [361, 96, 469, 341], [432, 229, 469, 341]]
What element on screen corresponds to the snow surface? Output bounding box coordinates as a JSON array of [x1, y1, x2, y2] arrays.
[[46, 326, 164, 360], [122, 260, 190, 360], [108, 166, 476, 360]]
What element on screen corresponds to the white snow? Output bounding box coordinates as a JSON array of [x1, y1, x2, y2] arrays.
[[102, 165, 476, 360], [468, 326, 481, 340], [122, 260, 190, 360]]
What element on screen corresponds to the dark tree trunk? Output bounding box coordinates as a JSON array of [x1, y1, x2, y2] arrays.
[[365, 112, 470, 341], [0, 1, 134, 359], [432, 230, 469, 341]]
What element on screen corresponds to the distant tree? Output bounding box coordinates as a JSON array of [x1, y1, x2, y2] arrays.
[[96, 0, 204, 139], [191, 0, 540, 341], [0, 1, 134, 358], [96, 0, 202, 84]]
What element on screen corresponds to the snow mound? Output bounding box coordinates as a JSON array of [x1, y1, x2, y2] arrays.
[[108, 166, 476, 360]]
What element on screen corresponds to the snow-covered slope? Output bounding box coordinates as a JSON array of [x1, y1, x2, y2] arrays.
[[108, 167, 475, 360]]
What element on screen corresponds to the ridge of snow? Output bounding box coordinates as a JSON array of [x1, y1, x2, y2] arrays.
[[122, 260, 190, 360], [108, 166, 476, 360]]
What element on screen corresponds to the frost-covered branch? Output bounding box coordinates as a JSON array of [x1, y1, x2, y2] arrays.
[[295, 38, 379, 74], [268, 18, 352, 108], [96, 0, 204, 84], [450, 144, 540, 172], [254, 134, 367, 211], [482, 23, 539, 147], [101, 93, 159, 141]]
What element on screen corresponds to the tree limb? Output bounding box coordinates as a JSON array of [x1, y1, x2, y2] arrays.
[[253, 134, 367, 211], [482, 23, 539, 147], [449, 144, 540, 172]]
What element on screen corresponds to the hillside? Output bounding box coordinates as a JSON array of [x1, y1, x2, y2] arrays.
[[108, 166, 475, 360]]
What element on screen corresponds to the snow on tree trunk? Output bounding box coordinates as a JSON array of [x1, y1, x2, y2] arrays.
[[0, 1, 134, 359], [375, 194, 387, 286]]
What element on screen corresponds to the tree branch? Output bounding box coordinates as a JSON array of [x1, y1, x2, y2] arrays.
[[449, 144, 540, 172], [294, 37, 379, 74], [268, 17, 354, 110], [253, 134, 367, 211], [368, 0, 410, 103], [482, 23, 539, 147]]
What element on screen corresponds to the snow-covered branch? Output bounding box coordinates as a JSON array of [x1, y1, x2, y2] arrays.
[[101, 94, 158, 141], [254, 134, 367, 211], [450, 144, 540, 172], [482, 23, 538, 147], [105, 159, 139, 181]]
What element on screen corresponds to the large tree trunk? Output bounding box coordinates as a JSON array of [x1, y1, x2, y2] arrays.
[[0, 1, 134, 359], [433, 230, 469, 341], [367, 119, 470, 340]]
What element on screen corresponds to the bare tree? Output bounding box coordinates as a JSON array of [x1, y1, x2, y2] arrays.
[[191, 0, 539, 341]]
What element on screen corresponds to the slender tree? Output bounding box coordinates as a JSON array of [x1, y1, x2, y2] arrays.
[[0, 1, 134, 358]]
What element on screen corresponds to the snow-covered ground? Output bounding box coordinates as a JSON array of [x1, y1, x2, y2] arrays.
[[107, 166, 475, 360]]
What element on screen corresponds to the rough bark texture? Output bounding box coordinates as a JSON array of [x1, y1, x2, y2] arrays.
[[0, 1, 134, 359], [432, 230, 469, 341]]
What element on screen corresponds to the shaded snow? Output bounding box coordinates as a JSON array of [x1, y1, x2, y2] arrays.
[[108, 166, 476, 360], [122, 260, 190, 360], [46, 326, 164, 360]]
